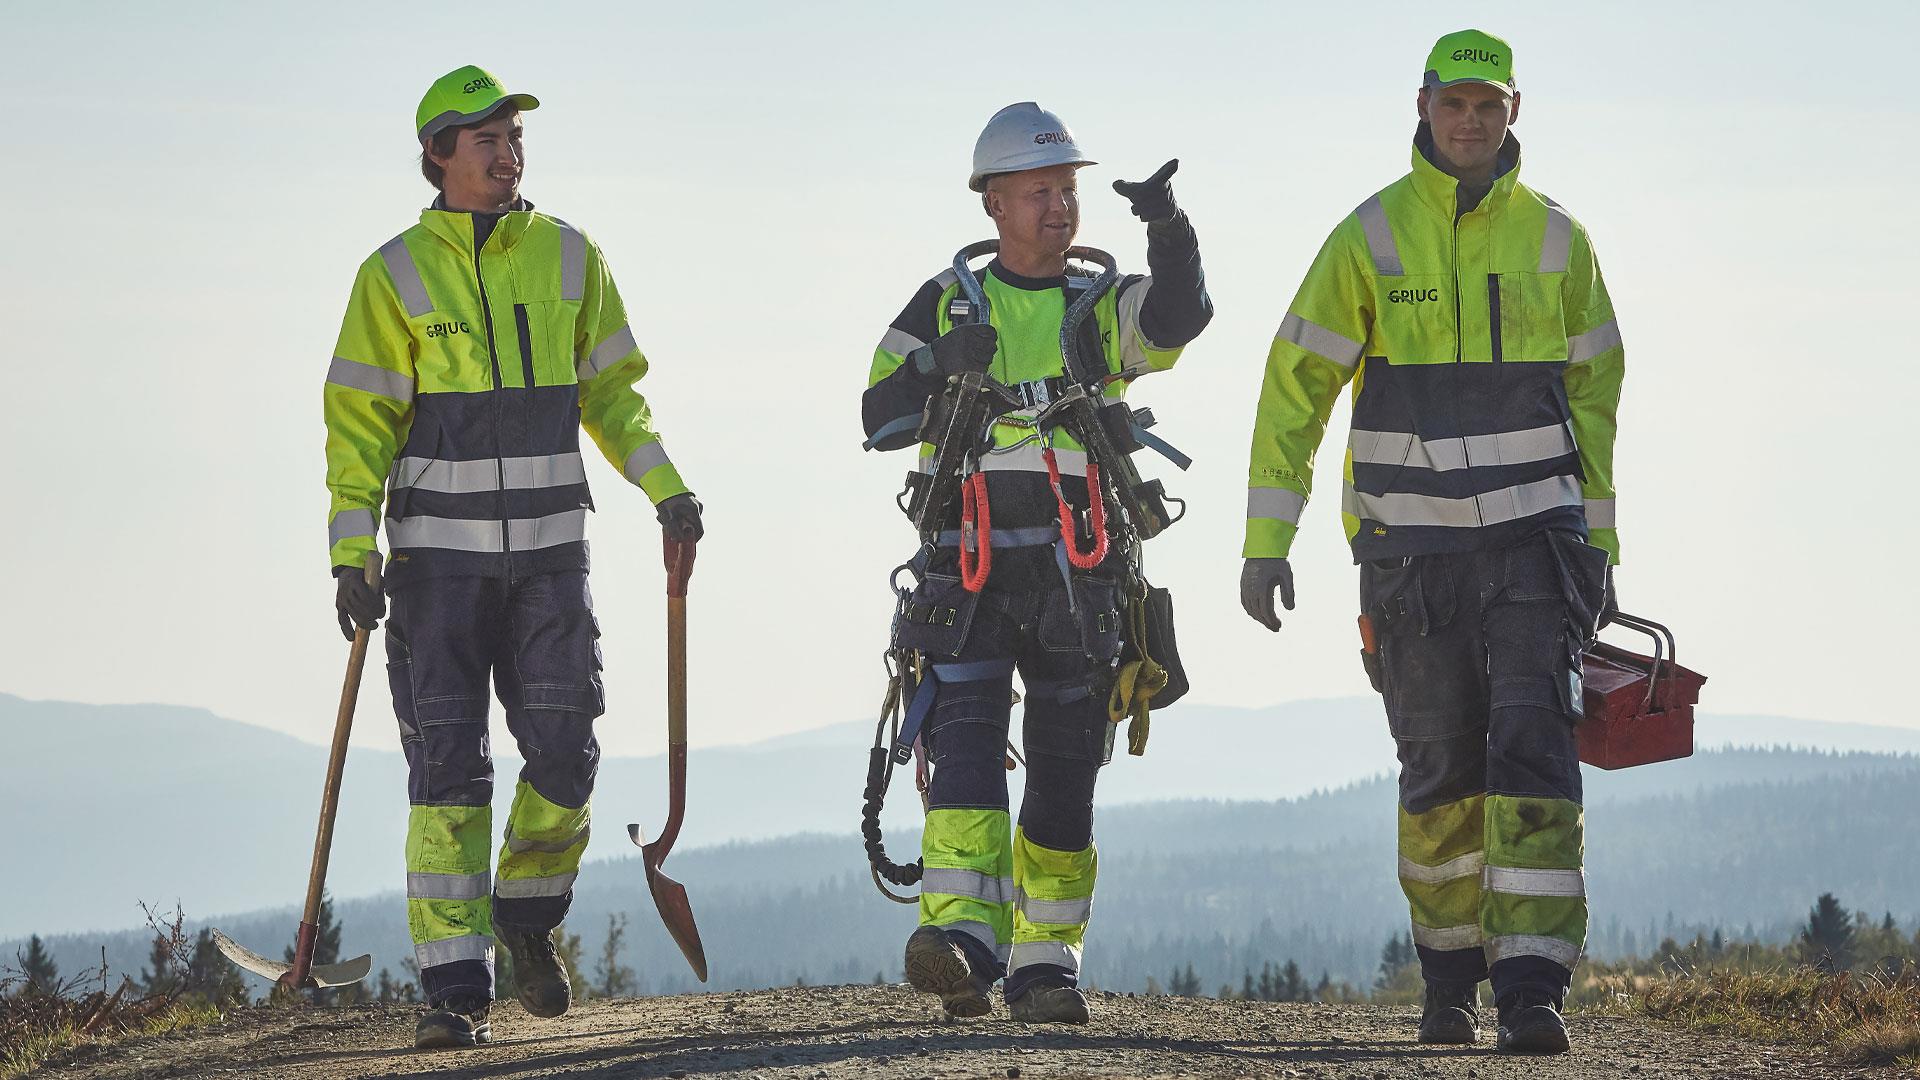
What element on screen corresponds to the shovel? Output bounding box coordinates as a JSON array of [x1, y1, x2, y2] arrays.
[[628, 535, 708, 982], [214, 553, 379, 993]]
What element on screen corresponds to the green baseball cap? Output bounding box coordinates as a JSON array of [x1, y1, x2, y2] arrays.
[[415, 65, 540, 143], [1424, 29, 1517, 96]]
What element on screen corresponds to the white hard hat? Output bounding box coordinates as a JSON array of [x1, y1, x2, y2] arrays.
[[969, 102, 1096, 193]]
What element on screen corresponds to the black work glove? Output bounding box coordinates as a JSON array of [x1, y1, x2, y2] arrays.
[[1599, 566, 1619, 630], [912, 322, 998, 379], [1112, 159, 1181, 223], [657, 492, 704, 543], [334, 565, 385, 642], [1240, 557, 1295, 632]]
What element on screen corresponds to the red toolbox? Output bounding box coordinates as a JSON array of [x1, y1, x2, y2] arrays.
[[1578, 613, 1708, 770]]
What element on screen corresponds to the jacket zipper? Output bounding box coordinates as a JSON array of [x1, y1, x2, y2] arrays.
[[472, 230, 511, 570], [1450, 215, 1463, 364]]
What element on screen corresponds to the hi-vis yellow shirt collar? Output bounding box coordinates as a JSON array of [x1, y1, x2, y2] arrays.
[[1407, 124, 1524, 218], [415, 201, 537, 253]]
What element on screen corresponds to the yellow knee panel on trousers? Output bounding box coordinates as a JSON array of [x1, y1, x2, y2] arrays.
[[498, 780, 591, 894], [920, 808, 1014, 958], [406, 804, 493, 946]]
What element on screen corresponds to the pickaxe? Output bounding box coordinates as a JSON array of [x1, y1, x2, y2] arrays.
[[628, 535, 708, 981]]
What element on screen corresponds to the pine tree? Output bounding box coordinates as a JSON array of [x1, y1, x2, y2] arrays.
[[141, 932, 181, 998], [1241, 969, 1255, 1000], [1800, 893, 1855, 971], [1376, 932, 1415, 990], [1280, 960, 1305, 1002], [283, 890, 353, 1004], [184, 929, 248, 1007], [18, 935, 59, 995], [592, 914, 637, 998], [555, 928, 588, 1000]]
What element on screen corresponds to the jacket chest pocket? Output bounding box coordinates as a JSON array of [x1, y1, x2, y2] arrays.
[[513, 300, 581, 388], [1494, 271, 1567, 362], [1374, 275, 1454, 363]]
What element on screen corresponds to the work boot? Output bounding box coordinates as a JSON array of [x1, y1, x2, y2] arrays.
[[1009, 984, 1090, 1025], [1417, 981, 1480, 1044], [1496, 994, 1571, 1055], [499, 926, 572, 1018], [414, 994, 491, 1050], [903, 926, 994, 1018]]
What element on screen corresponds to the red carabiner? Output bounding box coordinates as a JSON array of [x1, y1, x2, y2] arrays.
[[958, 471, 993, 592], [1044, 447, 1109, 569]]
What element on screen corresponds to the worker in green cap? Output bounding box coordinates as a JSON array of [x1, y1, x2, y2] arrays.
[[322, 64, 705, 1051], [1239, 29, 1624, 1054]]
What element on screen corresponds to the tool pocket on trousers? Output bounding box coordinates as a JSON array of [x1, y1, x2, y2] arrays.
[[891, 572, 979, 658], [1039, 575, 1123, 662], [1545, 529, 1611, 639]]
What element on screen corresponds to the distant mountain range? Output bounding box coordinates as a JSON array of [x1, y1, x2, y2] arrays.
[[9, 746, 1917, 998], [3, 692, 1917, 940]]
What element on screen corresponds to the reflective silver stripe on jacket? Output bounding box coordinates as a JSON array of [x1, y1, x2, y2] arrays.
[[623, 442, 672, 483], [878, 327, 927, 358], [1397, 852, 1484, 886], [1485, 866, 1586, 898], [942, 919, 1012, 964], [495, 871, 579, 899], [1117, 277, 1159, 375], [918, 443, 1090, 476], [387, 510, 588, 553], [414, 934, 493, 969], [1539, 200, 1574, 274], [1349, 423, 1575, 473], [1277, 312, 1364, 370], [578, 324, 638, 381], [1486, 934, 1582, 968], [379, 235, 433, 318], [558, 221, 586, 301], [921, 867, 1016, 905], [390, 453, 586, 494], [1247, 487, 1306, 525], [1356, 195, 1404, 276], [1343, 474, 1582, 529], [1009, 940, 1081, 973], [1584, 498, 1616, 529], [1567, 319, 1622, 363], [406, 871, 490, 901], [1411, 922, 1484, 951], [1016, 891, 1093, 926], [327, 356, 414, 403], [329, 508, 377, 546], [503, 823, 590, 855]]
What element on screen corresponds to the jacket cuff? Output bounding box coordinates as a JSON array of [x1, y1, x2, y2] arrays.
[[1242, 519, 1297, 560]]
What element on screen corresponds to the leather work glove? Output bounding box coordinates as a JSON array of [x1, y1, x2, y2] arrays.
[[912, 322, 998, 380], [334, 566, 385, 642], [657, 492, 704, 543], [1112, 159, 1181, 223], [1240, 557, 1295, 632]]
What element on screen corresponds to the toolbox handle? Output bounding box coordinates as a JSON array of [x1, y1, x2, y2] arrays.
[[1601, 612, 1676, 714]]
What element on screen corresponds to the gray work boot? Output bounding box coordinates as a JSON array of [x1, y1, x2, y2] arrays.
[[1417, 981, 1480, 1044], [499, 926, 572, 1018], [1009, 984, 1090, 1025], [414, 994, 491, 1050], [1496, 994, 1571, 1054], [904, 926, 994, 1018]]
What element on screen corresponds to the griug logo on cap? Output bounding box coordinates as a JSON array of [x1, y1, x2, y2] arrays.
[[462, 76, 498, 94], [1450, 48, 1500, 64], [1033, 131, 1074, 146]]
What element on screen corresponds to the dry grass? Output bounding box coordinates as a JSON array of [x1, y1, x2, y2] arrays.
[[1625, 965, 1920, 1069], [0, 986, 224, 1079]]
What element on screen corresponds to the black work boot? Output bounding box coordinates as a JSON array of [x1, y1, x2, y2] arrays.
[[499, 926, 573, 1018], [1009, 983, 1090, 1025], [1418, 981, 1480, 1044], [904, 926, 994, 1018], [415, 993, 491, 1050], [1497, 993, 1571, 1054]]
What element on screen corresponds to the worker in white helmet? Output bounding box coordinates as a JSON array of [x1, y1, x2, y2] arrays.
[[861, 101, 1213, 1023]]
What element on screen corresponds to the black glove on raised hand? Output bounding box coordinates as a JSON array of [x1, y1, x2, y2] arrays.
[[334, 566, 385, 642], [1239, 557, 1295, 632], [657, 492, 704, 543], [912, 322, 998, 379], [1112, 159, 1181, 223]]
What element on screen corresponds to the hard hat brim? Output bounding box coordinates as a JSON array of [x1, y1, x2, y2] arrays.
[[418, 92, 541, 142], [968, 157, 1099, 193]]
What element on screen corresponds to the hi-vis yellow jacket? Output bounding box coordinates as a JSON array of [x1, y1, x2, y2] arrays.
[[323, 206, 689, 585], [1244, 130, 1623, 565]]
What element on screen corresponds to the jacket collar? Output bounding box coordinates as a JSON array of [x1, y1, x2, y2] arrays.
[[418, 195, 535, 252], [1409, 122, 1522, 218]]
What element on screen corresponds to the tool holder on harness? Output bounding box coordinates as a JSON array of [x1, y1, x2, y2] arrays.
[[1577, 612, 1708, 770]]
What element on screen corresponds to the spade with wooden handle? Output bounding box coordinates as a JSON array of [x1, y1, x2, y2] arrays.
[[628, 535, 708, 981], [214, 552, 379, 992]]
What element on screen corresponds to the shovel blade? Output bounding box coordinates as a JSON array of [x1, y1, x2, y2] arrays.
[[211, 929, 373, 989], [630, 824, 708, 982]]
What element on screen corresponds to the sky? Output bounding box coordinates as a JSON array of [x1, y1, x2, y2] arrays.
[[2, 0, 1916, 756]]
